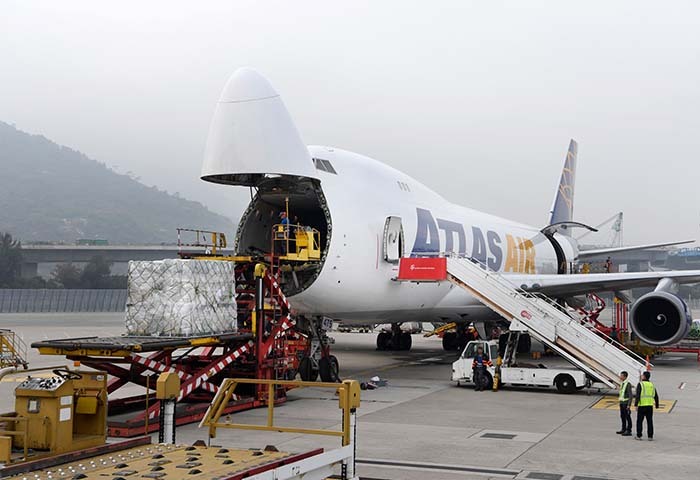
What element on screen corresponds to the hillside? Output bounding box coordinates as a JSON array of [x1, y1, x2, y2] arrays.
[[0, 122, 234, 243]]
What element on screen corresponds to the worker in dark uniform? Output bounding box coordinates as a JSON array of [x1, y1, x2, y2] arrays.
[[467, 323, 480, 341], [616, 371, 632, 436], [277, 211, 291, 255], [635, 371, 659, 440], [610, 326, 619, 343], [472, 346, 493, 392]]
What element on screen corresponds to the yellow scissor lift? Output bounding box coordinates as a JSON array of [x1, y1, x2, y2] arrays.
[[272, 223, 322, 262], [177, 225, 321, 264]]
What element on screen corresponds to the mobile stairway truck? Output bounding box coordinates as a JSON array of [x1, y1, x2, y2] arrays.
[[452, 333, 589, 394], [397, 255, 647, 392]]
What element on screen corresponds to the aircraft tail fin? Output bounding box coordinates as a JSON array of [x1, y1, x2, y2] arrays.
[[548, 139, 578, 234]]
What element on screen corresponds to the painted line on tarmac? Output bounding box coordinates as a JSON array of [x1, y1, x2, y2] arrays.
[[590, 396, 676, 413], [357, 457, 519, 478]]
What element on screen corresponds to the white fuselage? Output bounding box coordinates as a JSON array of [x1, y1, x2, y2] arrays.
[[287, 146, 577, 324]]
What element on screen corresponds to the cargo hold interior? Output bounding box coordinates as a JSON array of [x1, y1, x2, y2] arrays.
[[235, 176, 331, 296]]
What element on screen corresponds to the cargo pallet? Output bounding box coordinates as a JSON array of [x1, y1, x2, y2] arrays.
[[32, 263, 309, 437]]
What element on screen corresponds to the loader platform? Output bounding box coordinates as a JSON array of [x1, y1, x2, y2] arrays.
[[32, 333, 254, 356], [0, 437, 325, 480], [29, 261, 307, 437]]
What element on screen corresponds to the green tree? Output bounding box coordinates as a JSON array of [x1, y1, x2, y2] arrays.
[[17, 276, 49, 289], [80, 255, 113, 289], [0, 232, 23, 287], [51, 263, 82, 289]]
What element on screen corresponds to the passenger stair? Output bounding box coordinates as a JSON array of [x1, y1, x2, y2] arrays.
[[445, 257, 646, 388]]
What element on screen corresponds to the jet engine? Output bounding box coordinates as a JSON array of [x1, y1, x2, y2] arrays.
[[629, 290, 692, 346]]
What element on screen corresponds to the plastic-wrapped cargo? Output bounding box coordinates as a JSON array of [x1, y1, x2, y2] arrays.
[[125, 259, 237, 336]]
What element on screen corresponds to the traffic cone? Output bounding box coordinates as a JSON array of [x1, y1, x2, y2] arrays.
[[645, 355, 652, 371]]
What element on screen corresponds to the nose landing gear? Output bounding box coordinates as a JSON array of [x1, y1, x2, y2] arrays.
[[297, 316, 340, 382]]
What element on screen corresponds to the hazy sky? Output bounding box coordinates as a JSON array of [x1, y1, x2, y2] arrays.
[[1, 1, 698, 245]]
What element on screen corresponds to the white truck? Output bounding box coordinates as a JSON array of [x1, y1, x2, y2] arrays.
[[451, 333, 590, 394]]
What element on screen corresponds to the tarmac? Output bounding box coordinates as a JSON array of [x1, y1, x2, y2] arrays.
[[1, 313, 700, 480]]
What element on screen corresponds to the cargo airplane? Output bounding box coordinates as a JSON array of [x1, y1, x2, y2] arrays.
[[200, 68, 700, 380]]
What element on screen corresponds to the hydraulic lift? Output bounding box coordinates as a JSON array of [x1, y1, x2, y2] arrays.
[[30, 226, 337, 437], [32, 260, 306, 437]]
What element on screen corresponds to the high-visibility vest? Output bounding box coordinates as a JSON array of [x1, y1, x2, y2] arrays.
[[618, 380, 629, 402], [638, 381, 656, 407]]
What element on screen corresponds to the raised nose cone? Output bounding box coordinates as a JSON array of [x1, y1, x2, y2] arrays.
[[218, 67, 278, 102], [201, 68, 317, 186]]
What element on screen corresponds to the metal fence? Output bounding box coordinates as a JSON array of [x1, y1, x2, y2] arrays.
[[0, 289, 127, 313]]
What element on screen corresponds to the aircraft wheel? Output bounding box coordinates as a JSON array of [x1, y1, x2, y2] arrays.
[[399, 332, 412, 351], [442, 332, 458, 351], [319, 355, 340, 382], [376, 332, 391, 351], [456, 335, 468, 353], [298, 357, 318, 382]]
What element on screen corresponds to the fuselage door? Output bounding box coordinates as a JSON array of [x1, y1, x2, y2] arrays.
[[383, 216, 404, 263]]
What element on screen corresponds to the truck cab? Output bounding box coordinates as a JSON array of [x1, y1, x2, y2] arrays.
[[451, 340, 499, 387]]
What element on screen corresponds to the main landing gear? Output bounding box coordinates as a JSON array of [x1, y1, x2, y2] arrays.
[[296, 316, 340, 383], [441, 325, 470, 352], [376, 323, 413, 351]]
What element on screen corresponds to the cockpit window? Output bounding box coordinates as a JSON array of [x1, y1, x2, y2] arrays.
[[313, 158, 337, 175]]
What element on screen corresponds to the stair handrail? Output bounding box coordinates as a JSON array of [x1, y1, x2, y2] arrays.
[[444, 254, 648, 366]]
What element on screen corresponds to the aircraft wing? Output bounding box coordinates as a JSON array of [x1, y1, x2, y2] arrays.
[[577, 240, 695, 258], [505, 270, 700, 298]]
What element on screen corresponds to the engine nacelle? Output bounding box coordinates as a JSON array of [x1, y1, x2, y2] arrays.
[[629, 291, 692, 346]]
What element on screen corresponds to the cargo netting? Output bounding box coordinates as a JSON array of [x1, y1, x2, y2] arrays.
[[126, 259, 237, 336]]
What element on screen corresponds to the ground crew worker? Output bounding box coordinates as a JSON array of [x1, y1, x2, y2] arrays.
[[605, 256, 613, 273], [616, 371, 632, 436], [472, 346, 493, 392], [635, 371, 659, 440], [277, 211, 291, 255], [610, 326, 619, 343]]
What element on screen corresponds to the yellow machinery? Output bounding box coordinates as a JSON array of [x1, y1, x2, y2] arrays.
[[423, 322, 457, 338], [202, 378, 361, 479], [177, 227, 228, 255], [0, 369, 107, 462], [0, 376, 362, 479], [0, 329, 28, 369], [177, 224, 321, 262], [274, 224, 322, 261], [203, 379, 360, 446]]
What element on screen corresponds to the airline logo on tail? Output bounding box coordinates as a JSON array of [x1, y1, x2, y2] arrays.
[[549, 139, 578, 229]]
